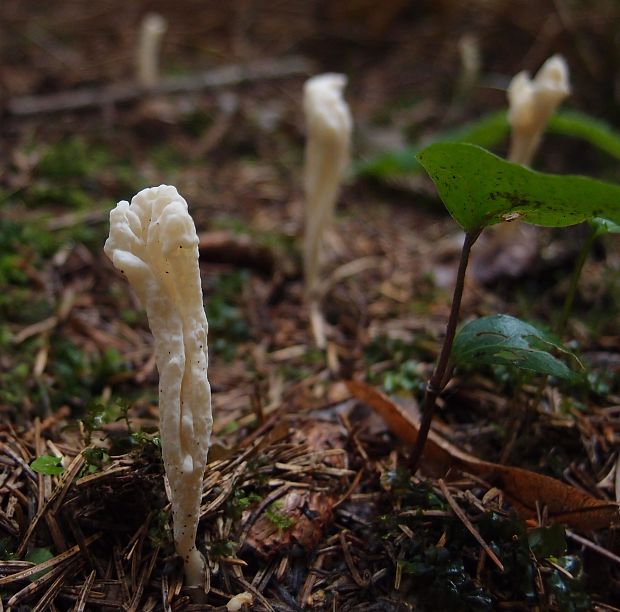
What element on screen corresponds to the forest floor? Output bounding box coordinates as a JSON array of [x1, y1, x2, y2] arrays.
[[1, 1, 620, 610]]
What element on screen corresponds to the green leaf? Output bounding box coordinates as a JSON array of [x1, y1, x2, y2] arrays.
[[356, 111, 509, 178], [30, 455, 65, 476], [548, 111, 620, 161], [452, 315, 583, 382], [416, 143, 620, 231], [592, 216, 620, 236], [528, 524, 567, 558], [356, 109, 620, 180], [25, 547, 54, 581]]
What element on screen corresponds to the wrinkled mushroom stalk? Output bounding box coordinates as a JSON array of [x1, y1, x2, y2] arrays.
[[104, 186, 212, 587], [508, 54, 570, 165], [303, 73, 352, 348]]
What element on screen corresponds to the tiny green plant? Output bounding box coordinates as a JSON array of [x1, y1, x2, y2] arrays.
[[31, 455, 65, 476], [265, 500, 295, 532], [408, 142, 620, 470]]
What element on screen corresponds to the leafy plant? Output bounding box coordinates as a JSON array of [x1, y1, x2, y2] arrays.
[[527, 524, 590, 611], [407, 142, 614, 469], [31, 455, 65, 476], [81, 447, 110, 475], [147, 510, 173, 550]]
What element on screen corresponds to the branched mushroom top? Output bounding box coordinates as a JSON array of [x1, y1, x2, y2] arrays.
[[507, 54, 570, 165], [104, 185, 211, 587]]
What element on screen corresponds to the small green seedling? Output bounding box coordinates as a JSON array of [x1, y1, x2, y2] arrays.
[[31, 455, 65, 476]]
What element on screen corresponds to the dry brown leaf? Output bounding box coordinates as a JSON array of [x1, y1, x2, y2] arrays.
[[346, 380, 620, 531], [244, 490, 334, 558]]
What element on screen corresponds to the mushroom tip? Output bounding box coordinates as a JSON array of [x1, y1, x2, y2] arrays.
[[141, 12, 168, 34]]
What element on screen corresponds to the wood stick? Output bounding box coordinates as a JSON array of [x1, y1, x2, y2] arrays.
[[7, 56, 313, 116]]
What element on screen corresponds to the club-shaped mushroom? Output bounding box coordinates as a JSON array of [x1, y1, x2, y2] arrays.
[[303, 73, 352, 347], [104, 185, 212, 587]]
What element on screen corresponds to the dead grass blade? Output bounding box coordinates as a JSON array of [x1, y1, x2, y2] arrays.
[[438, 479, 504, 572], [72, 569, 96, 612], [0, 534, 100, 585]]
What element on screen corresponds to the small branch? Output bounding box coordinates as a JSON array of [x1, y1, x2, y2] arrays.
[[556, 222, 597, 335], [409, 229, 480, 472], [6, 56, 313, 116]]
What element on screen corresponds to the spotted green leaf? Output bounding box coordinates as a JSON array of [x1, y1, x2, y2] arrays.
[[452, 315, 583, 382], [416, 143, 620, 232]]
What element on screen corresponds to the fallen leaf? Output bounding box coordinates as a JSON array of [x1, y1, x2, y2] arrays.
[[245, 490, 334, 558], [346, 380, 620, 530]]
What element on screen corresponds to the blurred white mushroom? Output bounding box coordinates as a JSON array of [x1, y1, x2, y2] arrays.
[[104, 185, 211, 587], [226, 591, 254, 611], [507, 54, 570, 165], [137, 13, 168, 88], [303, 73, 352, 348], [457, 34, 481, 99]]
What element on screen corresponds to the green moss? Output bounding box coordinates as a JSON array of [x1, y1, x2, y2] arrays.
[[265, 500, 295, 532], [206, 271, 251, 360], [37, 137, 109, 180], [151, 144, 184, 171], [147, 510, 173, 551], [208, 539, 237, 559]]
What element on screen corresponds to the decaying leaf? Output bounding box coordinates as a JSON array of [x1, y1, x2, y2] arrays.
[[346, 380, 620, 531], [244, 490, 335, 559]]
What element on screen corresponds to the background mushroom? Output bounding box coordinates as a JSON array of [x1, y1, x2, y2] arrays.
[[303, 73, 352, 348]]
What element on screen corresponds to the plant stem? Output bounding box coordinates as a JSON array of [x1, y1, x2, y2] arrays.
[[556, 223, 597, 336], [409, 228, 481, 472]]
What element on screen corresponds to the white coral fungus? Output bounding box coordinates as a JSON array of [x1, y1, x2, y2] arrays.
[[104, 185, 211, 587], [507, 54, 570, 165], [303, 73, 352, 347]]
